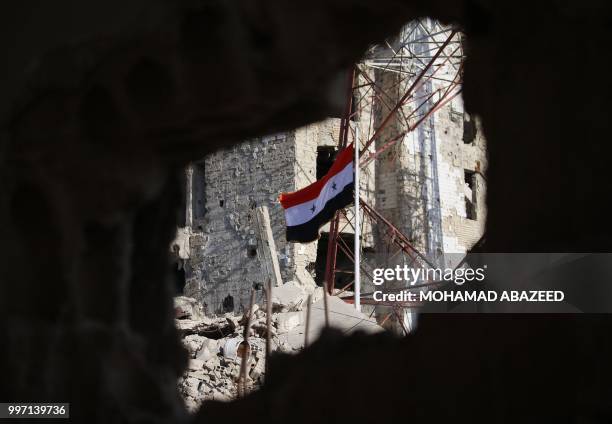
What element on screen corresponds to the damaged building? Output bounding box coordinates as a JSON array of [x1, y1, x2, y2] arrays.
[[172, 19, 487, 316], [4, 0, 611, 422]]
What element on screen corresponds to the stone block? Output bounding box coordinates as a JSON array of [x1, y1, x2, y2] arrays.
[[275, 311, 301, 332], [188, 359, 204, 371], [271, 281, 307, 312], [174, 296, 206, 320]]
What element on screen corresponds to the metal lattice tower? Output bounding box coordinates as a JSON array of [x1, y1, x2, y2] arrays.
[[324, 19, 465, 333]]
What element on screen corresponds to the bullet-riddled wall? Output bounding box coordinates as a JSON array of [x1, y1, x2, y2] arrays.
[[176, 121, 349, 314]]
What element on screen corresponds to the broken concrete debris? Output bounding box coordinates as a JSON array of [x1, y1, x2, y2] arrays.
[[276, 311, 301, 332], [271, 280, 310, 312], [176, 296, 287, 410], [174, 296, 204, 320], [176, 287, 382, 411], [175, 317, 237, 339]]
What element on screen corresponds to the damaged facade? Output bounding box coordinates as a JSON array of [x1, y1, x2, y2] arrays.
[[172, 20, 487, 316]]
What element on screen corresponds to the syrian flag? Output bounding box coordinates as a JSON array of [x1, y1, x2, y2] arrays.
[[279, 144, 354, 243]]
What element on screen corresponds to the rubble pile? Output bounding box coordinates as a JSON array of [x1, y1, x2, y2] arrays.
[[174, 282, 319, 411], [175, 282, 383, 411]]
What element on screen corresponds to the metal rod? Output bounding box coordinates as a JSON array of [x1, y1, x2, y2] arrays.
[[354, 129, 360, 312], [324, 214, 339, 295], [360, 30, 457, 155], [265, 278, 272, 379], [334, 221, 375, 282], [238, 289, 256, 397], [360, 87, 462, 168], [335, 279, 357, 297], [394, 308, 410, 336], [304, 294, 312, 347], [322, 281, 330, 328], [360, 198, 435, 268]]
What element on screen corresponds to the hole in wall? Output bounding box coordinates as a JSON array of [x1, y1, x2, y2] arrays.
[[317, 146, 337, 180], [464, 169, 477, 220], [463, 113, 477, 144], [222, 295, 234, 313], [174, 266, 186, 295], [192, 161, 206, 220]]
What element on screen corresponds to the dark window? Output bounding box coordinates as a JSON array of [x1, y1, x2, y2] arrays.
[[192, 161, 206, 220], [462, 113, 477, 144], [222, 295, 234, 313], [173, 266, 185, 295], [464, 170, 477, 220], [317, 146, 337, 179]]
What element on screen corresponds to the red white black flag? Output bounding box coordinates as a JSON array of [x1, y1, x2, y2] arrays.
[[279, 144, 354, 243]]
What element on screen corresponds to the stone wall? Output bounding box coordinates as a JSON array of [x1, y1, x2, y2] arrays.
[[176, 128, 334, 314], [182, 133, 302, 314], [435, 96, 488, 255]]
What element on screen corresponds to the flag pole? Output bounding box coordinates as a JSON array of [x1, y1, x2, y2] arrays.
[[354, 126, 361, 312]]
